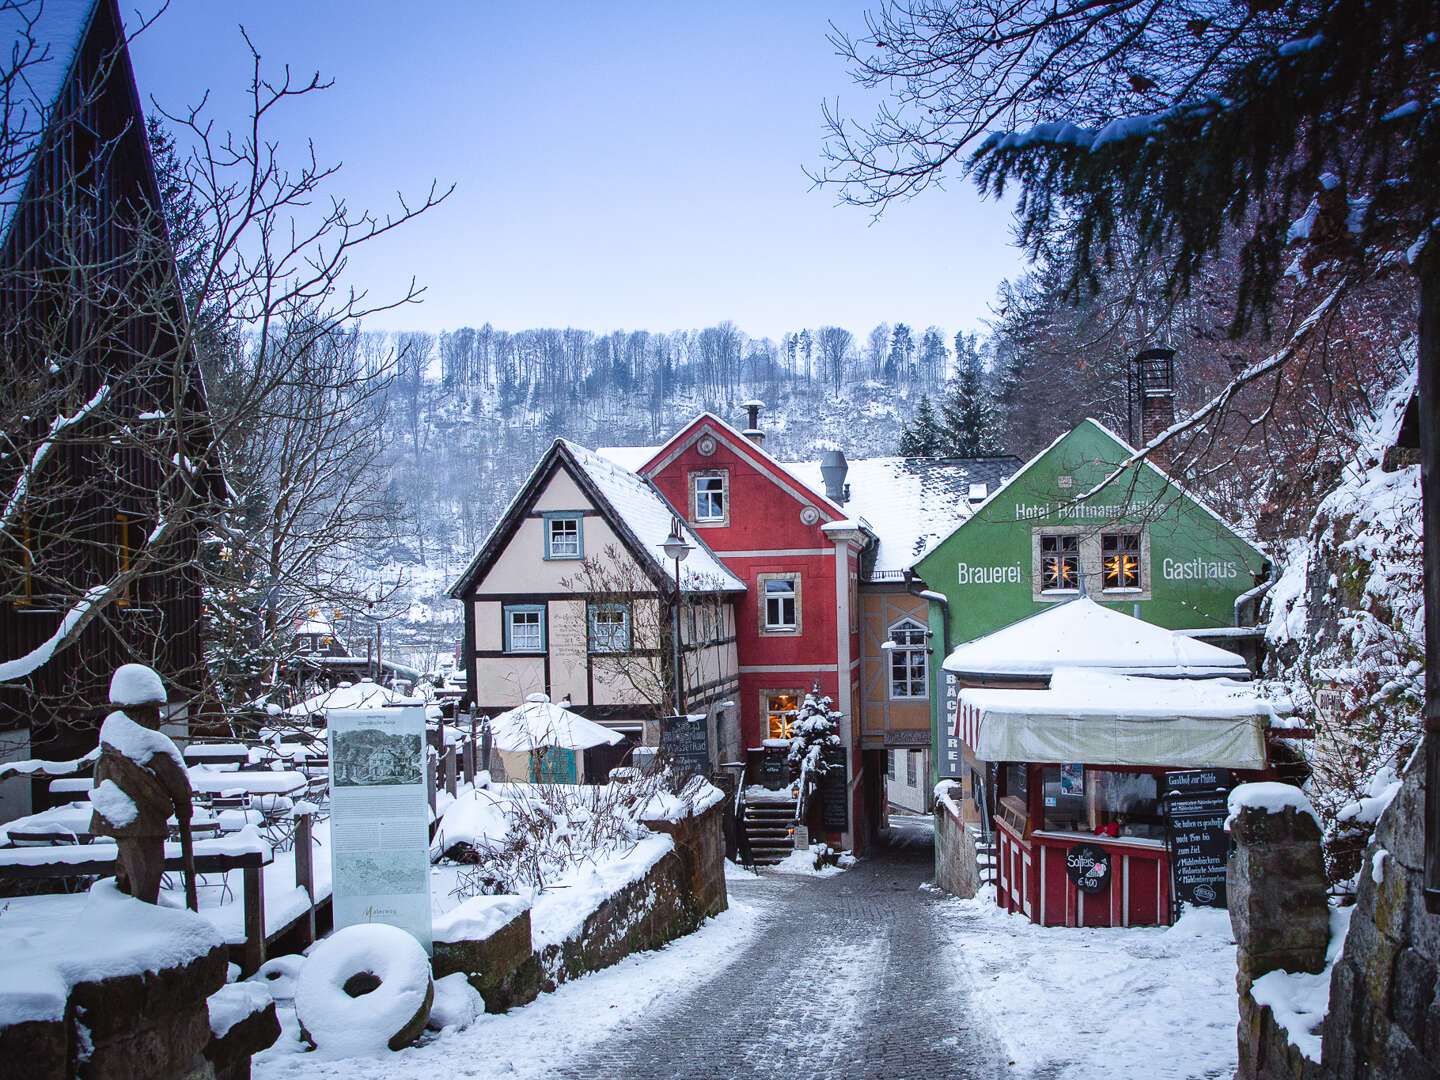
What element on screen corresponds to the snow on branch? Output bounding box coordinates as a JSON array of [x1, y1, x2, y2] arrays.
[[0, 583, 110, 683], [0, 383, 111, 532], [1076, 281, 1350, 504], [0, 746, 100, 782]]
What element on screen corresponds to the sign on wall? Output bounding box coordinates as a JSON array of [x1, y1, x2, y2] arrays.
[[661, 713, 710, 776], [1162, 769, 1234, 909], [329, 707, 433, 952]]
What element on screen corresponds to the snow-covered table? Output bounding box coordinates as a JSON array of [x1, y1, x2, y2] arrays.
[[0, 832, 276, 973], [188, 768, 309, 797]]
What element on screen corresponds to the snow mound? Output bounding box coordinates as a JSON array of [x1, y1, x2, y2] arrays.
[[109, 663, 166, 705], [294, 924, 433, 1057], [249, 953, 306, 1002], [98, 710, 185, 769], [89, 778, 138, 828], [772, 847, 854, 877], [208, 981, 274, 1039], [426, 971, 482, 1031], [1226, 782, 1319, 830], [433, 894, 531, 945]]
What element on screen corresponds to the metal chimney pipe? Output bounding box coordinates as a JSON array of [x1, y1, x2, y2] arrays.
[[819, 449, 848, 504], [741, 399, 765, 447]]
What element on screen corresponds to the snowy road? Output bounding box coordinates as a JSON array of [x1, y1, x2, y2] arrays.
[[551, 817, 1006, 1080], [257, 816, 1006, 1079]]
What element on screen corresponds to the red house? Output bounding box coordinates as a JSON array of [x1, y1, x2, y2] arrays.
[[632, 408, 874, 849]]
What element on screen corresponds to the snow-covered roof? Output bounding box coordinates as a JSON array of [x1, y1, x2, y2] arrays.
[[957, 667, 1271, 769], [595, 445, 659, 472], [487, 694, 625, 752], [286, 680, 421, 717], [943, 596, 1250, 679], [559, 441, 744, 593], [784, 456, 1020, 575], [0, 1, 98, 244]]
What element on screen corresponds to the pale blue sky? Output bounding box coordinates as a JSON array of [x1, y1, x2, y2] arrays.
[[127, 3, 1024, 343]]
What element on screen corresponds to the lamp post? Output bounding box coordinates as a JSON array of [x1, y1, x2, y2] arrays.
[[662, 519, 692, 718]]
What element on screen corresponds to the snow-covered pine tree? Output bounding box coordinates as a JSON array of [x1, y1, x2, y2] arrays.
[[937, 333, 999, 457], [787, 690, 842, 800], [898, 395, 943, 455]]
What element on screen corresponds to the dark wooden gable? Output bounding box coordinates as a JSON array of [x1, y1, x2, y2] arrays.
[[0, 0, 215, 757]]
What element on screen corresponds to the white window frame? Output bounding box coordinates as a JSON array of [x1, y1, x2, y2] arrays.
[[888, 617, 929, 700], [760, 574, 799, 633], [689, 470, 729, 527]]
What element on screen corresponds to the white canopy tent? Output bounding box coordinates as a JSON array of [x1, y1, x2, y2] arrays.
[[956, 668, 1273, 770], [942, 597, 1251, 680], [487, 694, 625, 753]]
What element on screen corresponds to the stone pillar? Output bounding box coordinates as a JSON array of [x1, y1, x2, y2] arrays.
[[1228, 795, 1331, 982]]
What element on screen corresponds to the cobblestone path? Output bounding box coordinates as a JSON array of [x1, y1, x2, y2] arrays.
[[555, 817, 1007, 1080]]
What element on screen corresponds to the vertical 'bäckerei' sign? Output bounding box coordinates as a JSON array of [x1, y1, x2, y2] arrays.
[[329, 707, 433, 952]]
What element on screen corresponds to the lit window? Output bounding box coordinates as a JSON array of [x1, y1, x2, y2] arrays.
[[889, 618, 929, 699], [544, 515, 582, 559], [767, 692, 799, 739], [1102, 532, 1142, 589], [505, 606, 545, 652], [1040, 534, 1079, 592], [691, 472, 727, 524], [764, 577, 797, 630], [588, 603, 631, 653]]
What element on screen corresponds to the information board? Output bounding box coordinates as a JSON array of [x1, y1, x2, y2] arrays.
[[660, 714, 710, 776], [1163, 769, 1233, 910], [820, 746, 848, 830], [329, 707, 433, 952]]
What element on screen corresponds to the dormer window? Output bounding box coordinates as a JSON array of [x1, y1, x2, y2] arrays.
[[543, 513, 583, 560]]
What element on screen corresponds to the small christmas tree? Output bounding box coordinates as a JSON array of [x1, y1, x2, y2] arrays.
[[787, 690, 842, 799]]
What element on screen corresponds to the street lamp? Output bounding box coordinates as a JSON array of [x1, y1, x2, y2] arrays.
[[662, 519, 692, 717]]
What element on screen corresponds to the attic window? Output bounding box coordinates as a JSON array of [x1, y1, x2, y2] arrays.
[[690, 471, 728, 526], [543, 513, 583, 560]]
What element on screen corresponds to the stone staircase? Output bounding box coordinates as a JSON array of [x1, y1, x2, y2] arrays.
[[743, 791, 798, 866]]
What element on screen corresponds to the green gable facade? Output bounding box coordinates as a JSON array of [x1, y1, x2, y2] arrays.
[[912, 419, 1267, 781]]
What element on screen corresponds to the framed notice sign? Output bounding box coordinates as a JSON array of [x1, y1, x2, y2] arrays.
[[329, 707, 433, 952]]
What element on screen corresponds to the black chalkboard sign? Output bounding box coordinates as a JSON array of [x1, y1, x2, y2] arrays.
[[1065, 843, 1112, 893], [1163, 770, 1232, 909], [661, 714, 710, 776], [1163, 768, 1233, 795], [819, 746, 848, 830]]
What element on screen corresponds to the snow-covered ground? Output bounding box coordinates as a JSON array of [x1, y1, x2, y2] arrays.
[[937, 888, 1240, 1079], [254, 897, 764, 1079]]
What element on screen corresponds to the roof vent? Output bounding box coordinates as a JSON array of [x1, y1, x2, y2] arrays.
[[741, 400, 765, 447], [820, 449, 848, 504]]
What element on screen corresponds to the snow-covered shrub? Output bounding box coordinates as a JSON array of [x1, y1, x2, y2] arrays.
[[445, 765, 704, 898]]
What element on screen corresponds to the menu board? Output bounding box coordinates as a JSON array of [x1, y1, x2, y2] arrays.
[[329, 708, 433, 952], [661, 714, 710, 776], [1163, 769, 1233, 909]]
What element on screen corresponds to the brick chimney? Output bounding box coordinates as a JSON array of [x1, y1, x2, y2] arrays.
[[741, 400, 765, 448], [1131, 347, 1176, 445]]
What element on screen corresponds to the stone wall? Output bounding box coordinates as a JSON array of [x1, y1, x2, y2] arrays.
[[434, 795, 728, 1013], [933, 783, 982, 900], [1318, 751, 1440, 1080], [1230, 754, 1440, 1080]]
